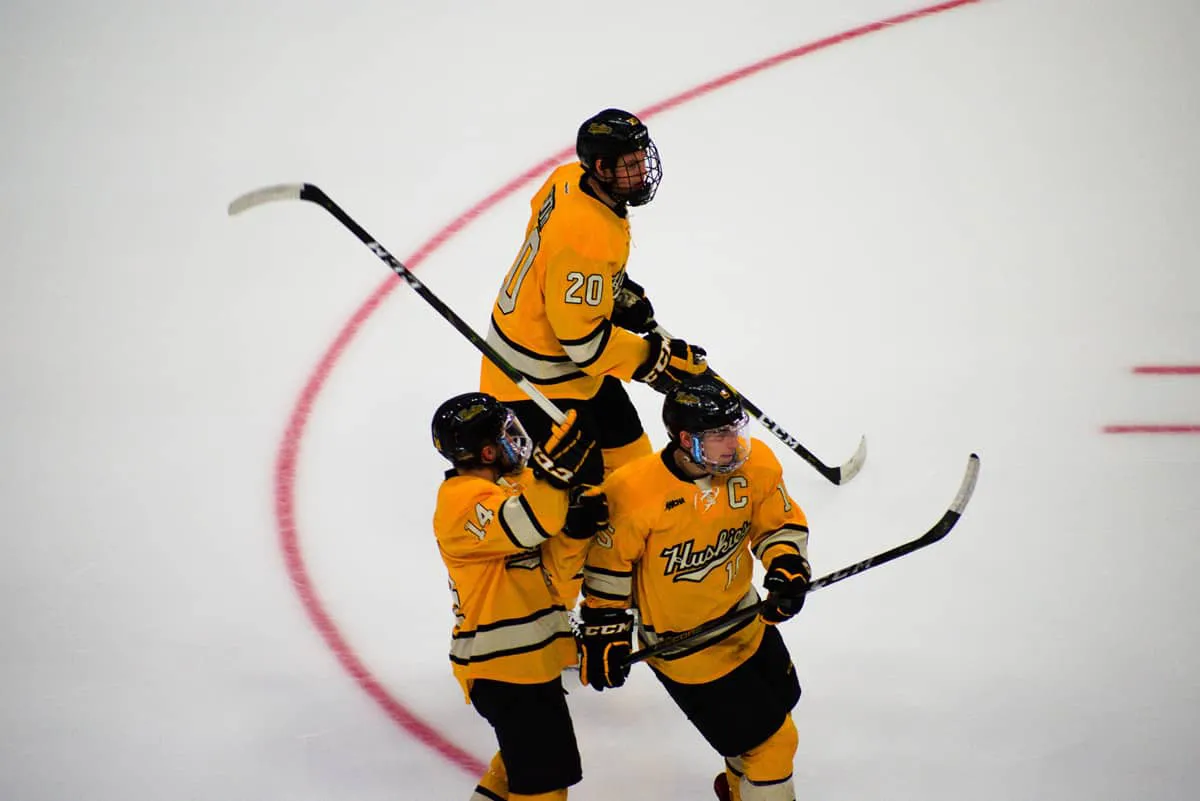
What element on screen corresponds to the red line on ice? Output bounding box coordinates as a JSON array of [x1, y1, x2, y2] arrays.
[[1133, 366, 1200, 375], [273, 0, 982, 778], [1103, 424, 1200, 434]]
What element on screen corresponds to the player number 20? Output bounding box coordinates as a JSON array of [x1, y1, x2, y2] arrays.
[[497, 229, 540, 315], [565, 272, 604, 306]]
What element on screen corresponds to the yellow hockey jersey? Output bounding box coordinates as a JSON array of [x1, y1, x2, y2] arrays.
[[583, 439, 809, 684], [480, 162, 652, 402], [433, 467, 585, 700]]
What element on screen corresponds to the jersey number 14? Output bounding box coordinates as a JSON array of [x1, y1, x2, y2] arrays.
[[464, 503, 494, 540]]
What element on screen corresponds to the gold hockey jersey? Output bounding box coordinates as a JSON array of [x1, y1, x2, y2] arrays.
[[583, 439, 809, 684], [433, 467, 583, 700], [480, 162, 652, 402]]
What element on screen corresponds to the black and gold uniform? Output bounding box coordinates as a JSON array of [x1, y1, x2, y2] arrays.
[[434, 467, 579, 698], [583, 439, 809, 683], [480, 109, 706, 494], [481, 160, 648, 404], [579, 377, 812, 801], [431, 392, 608, 800]]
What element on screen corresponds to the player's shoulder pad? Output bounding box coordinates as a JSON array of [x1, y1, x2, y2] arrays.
[[743, 437, 785, 478], [600, 450, 665, 496], [435, 474, 508, 516]]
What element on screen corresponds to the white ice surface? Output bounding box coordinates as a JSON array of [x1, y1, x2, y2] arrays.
[[3, 1, 1199, 799]]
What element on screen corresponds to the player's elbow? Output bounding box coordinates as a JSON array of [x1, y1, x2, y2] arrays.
[[557, 320, 613, 371]]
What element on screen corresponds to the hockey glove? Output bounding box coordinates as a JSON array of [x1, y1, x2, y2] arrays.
[[761, 552, 811, 625], [611, 276, 656, 334], [633, 332, 708, 394], [531, 410, 596, 490], [578, 606, 633, 691], [562, 486, 609, 540]]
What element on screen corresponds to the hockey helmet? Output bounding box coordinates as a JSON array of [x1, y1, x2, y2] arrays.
[[576, 108, 662, 206], [431, 392, 532, 474], [663, 376, 751, 474]]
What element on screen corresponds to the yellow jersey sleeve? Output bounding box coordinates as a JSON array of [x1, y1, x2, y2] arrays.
[[540, 534, 590, 608], [542, 237, 650, 381], [434, 470, 568, 562], [578, 466, 649, 609], [744, 441, 811, 567]]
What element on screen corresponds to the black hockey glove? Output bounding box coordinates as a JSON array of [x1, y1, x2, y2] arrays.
[[611, 276, 656, 334], [761, 552, 811, 625], [578, 606, 633, 691], [633, 332, 708, 394], [562, 486, 609, 540], [531, 410, 596, 490]]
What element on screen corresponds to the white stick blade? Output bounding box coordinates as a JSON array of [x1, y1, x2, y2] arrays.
[[838, 435, 868, 483], [227, 184, 304, 216], [950, 453, 981, 513]]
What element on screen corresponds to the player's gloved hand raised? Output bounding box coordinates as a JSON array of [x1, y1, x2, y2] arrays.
[[633, 332, 708, 394], [562, 486, 609, 540], [761, 553, 811, 624], [611, 276, 656, 334], [577, 606, 633, 691], [531, 410, 596, 490]]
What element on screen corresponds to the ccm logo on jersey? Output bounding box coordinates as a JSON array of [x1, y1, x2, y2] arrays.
[[665, 497, 685, 510], [659, 521, 751, 582]]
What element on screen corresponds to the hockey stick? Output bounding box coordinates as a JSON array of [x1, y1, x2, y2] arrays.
[[621, 452, 980, 667], [227, 183, 568, 425], [653, 323, 867, 485]]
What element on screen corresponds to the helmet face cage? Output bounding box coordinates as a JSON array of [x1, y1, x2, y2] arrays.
[[683, 411, 752, 474], [577, 109, 663, 206], [597, 140, 662, 206], [494, 411, 533, 475]]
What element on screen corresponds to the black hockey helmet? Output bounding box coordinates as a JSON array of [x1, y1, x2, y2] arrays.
[[431, 392, 532, 474], [576, 108, 662, 206], [663, 375, 752, 474]]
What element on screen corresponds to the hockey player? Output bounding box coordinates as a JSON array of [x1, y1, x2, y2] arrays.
[[577, 375, 812, 801], [431, 392, 609, 800], [480, 107, 709, 490]]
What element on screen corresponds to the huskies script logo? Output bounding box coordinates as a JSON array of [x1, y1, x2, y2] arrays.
[[659, 521, 751, 582]]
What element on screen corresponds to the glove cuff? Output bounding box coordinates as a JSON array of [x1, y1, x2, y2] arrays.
[[632, 333, 669, 382], [766, 552, 811, 582], [579, 605, 632, 630]]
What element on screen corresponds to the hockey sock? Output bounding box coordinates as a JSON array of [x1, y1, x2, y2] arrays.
[[738, 715, 797, 801], [470, 752, 508, 800], [509, 790, 568, 800], [721, 758, 744, 801]]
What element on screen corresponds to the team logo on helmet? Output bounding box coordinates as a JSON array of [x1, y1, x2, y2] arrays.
[[458, 404, 486, 421], [587, 122, 613, 135]]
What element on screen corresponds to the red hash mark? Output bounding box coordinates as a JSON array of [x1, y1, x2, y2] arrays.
[[1104, 366, 1200, 434], [1104, 424, 1200, 434], [1133, 365, 1200, 375]]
